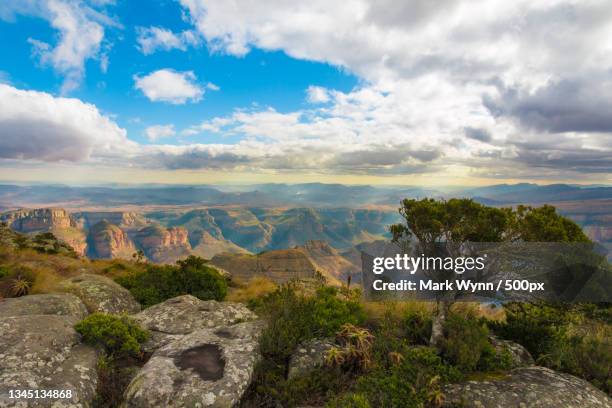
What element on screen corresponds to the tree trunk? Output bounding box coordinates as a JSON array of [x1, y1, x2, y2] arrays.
[[429, 300, 451, 347]]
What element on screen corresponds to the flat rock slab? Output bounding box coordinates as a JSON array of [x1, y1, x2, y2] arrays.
[[288, 338, 335, 379], [131, 295, 258, 352], [123, 321, 264, 408], [443, 366, 612, 408], [0, 293, 88, 323], [60, 273, 141, 314], [0, 315, 98, 407]]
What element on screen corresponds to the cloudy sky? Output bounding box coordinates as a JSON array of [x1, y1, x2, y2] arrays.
[[0, 0, 610, 186]]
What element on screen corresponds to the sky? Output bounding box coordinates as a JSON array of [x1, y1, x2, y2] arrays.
[[0, 0, 610, 186]]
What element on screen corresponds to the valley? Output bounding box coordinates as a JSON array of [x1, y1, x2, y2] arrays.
[[0, 183, 610, 285]]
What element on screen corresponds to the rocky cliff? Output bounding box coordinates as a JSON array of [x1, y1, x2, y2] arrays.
[[86, 220, 136, 259], [297, 240, 358, 283], [210, 248, 320, 283], [133, 225, 192, 263], [0, 208, 87, 255]]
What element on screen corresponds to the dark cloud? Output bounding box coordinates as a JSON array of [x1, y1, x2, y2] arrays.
[[332, 145, 442, 167], [147, 147, 253, 170], [464, 127, 492, 143], [484, 77, 612, 133]]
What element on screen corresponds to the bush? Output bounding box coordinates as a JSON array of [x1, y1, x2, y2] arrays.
[[402, 309, 432, 345], [545, 322, 612, 395], [439, 313, 491, 372], [490, 302, 611, 395], [242, 284, 366, 406], [489, 302, 570, 357], [327, 393, 371, 408], [115, 256, 227, 307], [348, 347, 459, 408], [75, 313, 148, 357]]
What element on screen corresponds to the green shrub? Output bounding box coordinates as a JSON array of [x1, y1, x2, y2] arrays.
[[326, 393, 371, 408], [349, 347, 459, 408], [489, 302, 570, 357], [75, 313, 148, 357], [402, 309, 432, 345], [439, 313, 490, 372], [115, 256, 227, 307], [545, 323, 612, 395], [242, 284, 366, 406]]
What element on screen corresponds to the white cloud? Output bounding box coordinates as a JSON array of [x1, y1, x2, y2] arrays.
[[0, 83, 135, 161], [136, 26, 200, 55], [2, 0, 117, 93], [144, 124, 176, 141], [163, 0, 612, 179], [306, 85, 330, 103], [134, 69, 204, 104], [206, 82, 220, 91]]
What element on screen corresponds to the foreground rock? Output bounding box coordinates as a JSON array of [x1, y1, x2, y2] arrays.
[[131, 295, 258, 352], [0, 315, 98, 407], [489, 335, 534, 368], [0, 293, 88, 323], [124, 321, 264, 407], [443, 366, 612, 408], [60, 273, 141, 314], [288, 338, 335, 379]]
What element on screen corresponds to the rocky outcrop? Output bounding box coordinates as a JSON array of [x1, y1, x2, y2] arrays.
[[191, 230, 250, 259], [87, 220, 136, 259], [210, 249, 319, 283], [489, 335, 534, 368], [131, 295, 258, 352], [0, 208, 76, 233], [60, 273, 141, 314], [297, 240, 356, 284], [0, 315, 98, 407], [77, 211, 147, 230], [0, 293, 88, 323], [124, 321, 264, 408], [124, 295, 263, 407], [133, 225, 192, 263], [442, 366, 612, 408], [288, 338, 336, 379], [0, 208, 87, 255]]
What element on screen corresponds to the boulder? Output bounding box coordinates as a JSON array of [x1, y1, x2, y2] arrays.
[[287, 338, 336, 379], [131, 295, 258, 352], [0, 315, 98, 407], [123, 321, 264, 407], [489, 335, 534, 368], [60, 273, 141, 314], [442, 366, 612, 408], [0, 293, 88, 323]]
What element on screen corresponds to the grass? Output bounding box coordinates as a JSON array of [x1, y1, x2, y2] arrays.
[[227, 276, 278, 303]]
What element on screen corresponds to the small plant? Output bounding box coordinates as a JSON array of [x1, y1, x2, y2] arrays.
[[75, 313, 148, 358], [326, 324, 375, 371], [10, 275, 32, 297], [326, 393, 371, 408], [439, 312, 491, 372]]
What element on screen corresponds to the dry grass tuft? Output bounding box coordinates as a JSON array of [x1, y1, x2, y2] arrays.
[[227, 276, 278, 303]]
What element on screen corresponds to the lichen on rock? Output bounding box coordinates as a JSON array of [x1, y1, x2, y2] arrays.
[[123, 321, 264, 408], [59, 273, 141, 314], [130, 294, 258, 352], [0, 315, 98, 407], [442, 366, 612, 408], [0, 293, 88, 323]]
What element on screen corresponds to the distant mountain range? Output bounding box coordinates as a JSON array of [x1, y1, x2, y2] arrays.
[[0, 182, 609, 209]]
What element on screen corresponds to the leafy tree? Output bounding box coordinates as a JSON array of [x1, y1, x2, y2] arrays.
[[390, 198, 592, 346]]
